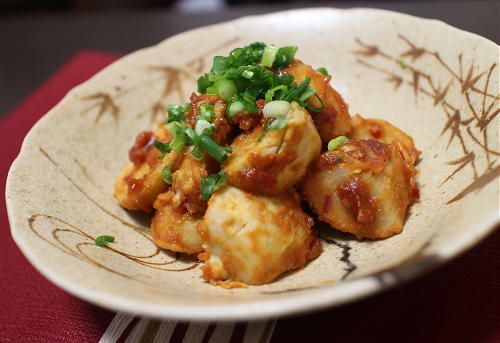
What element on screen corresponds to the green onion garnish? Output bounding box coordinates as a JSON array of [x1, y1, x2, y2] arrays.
[[316, 67, 329, 76], [257, 117, 291, 142], [165, 122, 188, 152], [265, 85, 288, 102], [161, 165, 173, 184], [183, 126, 231, 162], [184, 127, 198, 145], [153, 140, 171, 159], [327, 136, 348, 151], [285, 77, 312, 105], [198, 134, 231, 162], [198, 105, 215, 122], [241, 70, 254, 79], [306, 94, 325, 113], [263, 100, 291, 118], [273, 46, 298, 68], [215, 79, 237, 100], [227, 101, 245, 118], [167, 103, 190, 123], [195, 119, 215, 135], [398, 59, 410, 69], [206, 86, 218, 95], [261, 45, 279, 68], [227, 92, 257, 119], [298, 86, 317, 103], [197, 73, 212, 93], [95, 235, 114, 247], [200, 169, 227, 200], [189, 145, 203, 160]]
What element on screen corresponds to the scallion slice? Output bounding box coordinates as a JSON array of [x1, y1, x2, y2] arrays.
[[167, 103, 190, 123], [327, 136, 348, 151], [226, 92, 257, 119], [189, 145, 203, 160], [198, 134, 231, 162], [306, 94, 325, 113], [241, 70, 254, 79], [263, 100, 291, 118], [95, 235, 114, 247], [195, 119, 215, 135], [215, 79, 237, 100], [265, 85, 288, 102], [165, 122, 188, 152], [183, 126, 230, 162], [261, 45, 279, 67], [273, 46, 298, 68], [161, 165, 173, 184], [227, 101, 245, 119], [316, 67, 329, 76], [298, 86, 317, 103], [184, 127, 198, 145], [200, 169, 227, 200], [153, 140, 171, 159]]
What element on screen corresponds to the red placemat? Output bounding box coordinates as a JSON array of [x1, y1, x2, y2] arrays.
[[0, 51, 120, 343], [1, 51, 498, 343]]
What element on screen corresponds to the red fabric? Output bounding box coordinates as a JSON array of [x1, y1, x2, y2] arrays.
[[273, 230, 500, 343], [1, 51, 498, 343], [0, 51, 121, 343]]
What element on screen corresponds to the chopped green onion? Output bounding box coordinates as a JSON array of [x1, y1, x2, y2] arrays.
[[285, 77, 311, 104], [273, 46, 298, 68], [306, 94, 325, 113], [261, 45, 279, 67], [189, 145, 203, 160], [265, 85, 288, 102], [169, 135, 187, 152], [165, 122, 188, 152], [198, 134, 231, 162], [198, 104, 215, 122], [95, 235, 114, 247], [211, 56, 229, 74], [161, 165, 173, 184], [398, 59, 410, 69], [183, 126, 231, 162], [200, 104, 214, 114], [316, 67, 329, 76], [227, 92, 257, 119], [200, 169, 227, 200], [294, 77, 312, 96], [257, 117, 291, 142], [167, 103, 190, 123], [327, 136, 348, 151], [197, 73, 211, 93], [215, 79, 237, 100], [184, 127, 198, 145], [153, 140, 171, 159], [206, 86, 218, 95], [299, 86, 317, 103], [263, 100, 291, 118], [195, 119, 215, 135], [241, 70, 254, 79], [227, 101, 245, 118]]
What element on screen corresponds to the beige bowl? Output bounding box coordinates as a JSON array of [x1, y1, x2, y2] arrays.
[[6, 8, 499, 321]]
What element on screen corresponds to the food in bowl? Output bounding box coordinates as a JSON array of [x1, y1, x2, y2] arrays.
[[114, 42, 419, 287]]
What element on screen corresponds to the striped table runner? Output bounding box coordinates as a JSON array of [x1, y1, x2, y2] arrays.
[[98, 313, 275, 343]]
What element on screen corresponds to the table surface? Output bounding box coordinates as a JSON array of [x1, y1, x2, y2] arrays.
[[0, 0, 498, 117], [0, 3, 498, 341]]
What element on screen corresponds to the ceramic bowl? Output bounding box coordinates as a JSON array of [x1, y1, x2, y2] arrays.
[[7, 8, 499, 321]]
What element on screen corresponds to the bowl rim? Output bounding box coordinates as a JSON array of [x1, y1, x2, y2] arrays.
[[6, 6, 500, 321]]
